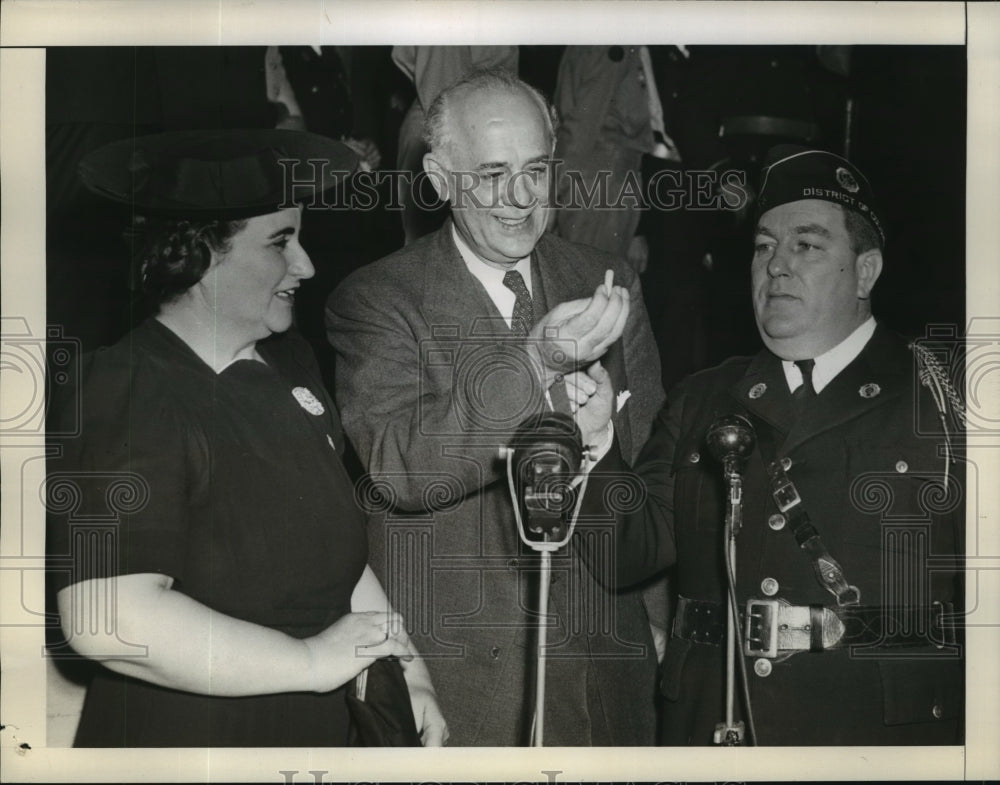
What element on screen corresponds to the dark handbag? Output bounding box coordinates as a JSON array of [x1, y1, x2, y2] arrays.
[[346, 656, 422, 746]]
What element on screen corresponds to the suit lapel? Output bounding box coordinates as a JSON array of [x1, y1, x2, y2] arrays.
[[534, 236, 588, 306], [420, 225, 634, 453], [729, 350, 795, 441], [421, 220, 509, 336], [535, 237, 632, 456], [782, 326, 906, 453]]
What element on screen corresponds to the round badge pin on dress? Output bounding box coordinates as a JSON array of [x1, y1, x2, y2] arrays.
[[292, 386, 325, 415]]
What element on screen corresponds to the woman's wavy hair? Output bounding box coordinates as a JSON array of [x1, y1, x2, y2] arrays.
[[134, 217, 247, 310]]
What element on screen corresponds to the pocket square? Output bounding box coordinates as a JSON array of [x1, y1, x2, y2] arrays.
[[616, 389, 631, 413]]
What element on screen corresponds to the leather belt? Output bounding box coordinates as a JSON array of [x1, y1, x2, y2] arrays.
[[673, 596, 957, 658]]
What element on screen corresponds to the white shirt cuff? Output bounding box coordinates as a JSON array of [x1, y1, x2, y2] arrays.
[[586, 420, 615, 467], [570, 421, 614, 490]]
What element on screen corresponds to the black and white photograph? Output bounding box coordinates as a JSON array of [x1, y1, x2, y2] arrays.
[[1, 1, 998, 782]]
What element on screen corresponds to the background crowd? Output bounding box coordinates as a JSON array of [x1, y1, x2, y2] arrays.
[[46, 44, 966, 388]]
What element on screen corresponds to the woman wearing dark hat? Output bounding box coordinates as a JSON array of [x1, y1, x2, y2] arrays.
[[48, 130, 448, 747]]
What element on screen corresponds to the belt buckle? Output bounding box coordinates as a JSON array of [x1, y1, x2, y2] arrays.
[[744, 599, 779, 658], [772, 479, 801, 513]]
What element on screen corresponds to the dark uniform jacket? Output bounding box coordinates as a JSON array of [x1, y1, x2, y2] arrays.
[[589, 324, 964, 746], [326, 221, 665, 746]]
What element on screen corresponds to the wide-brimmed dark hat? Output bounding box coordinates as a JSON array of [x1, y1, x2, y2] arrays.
[[78, 129, 358, 220], [757, 144, 886, 247]]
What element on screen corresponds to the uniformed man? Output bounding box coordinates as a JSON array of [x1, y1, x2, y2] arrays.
[[576, 145, 965, 746]]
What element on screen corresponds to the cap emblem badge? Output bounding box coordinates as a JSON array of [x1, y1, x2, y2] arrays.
[[836, 166, 860, 193], [749, 382, 767, 399]]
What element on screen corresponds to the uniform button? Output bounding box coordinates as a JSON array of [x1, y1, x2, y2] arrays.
[[754, 658, 772, 677], [490, 646, 501, 659], [896, 460, 909, 473], [768, 513, 786, 531], [781, 457, 793, 471], [761, 577, 779, 596], [689, 452, 701, 464], [932, 704, 943, 719], [506, 558, 519, 571]]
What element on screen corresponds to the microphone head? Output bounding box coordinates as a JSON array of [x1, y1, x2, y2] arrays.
[[508, 411, 584, 545], [706, 414, 757, 462], [509, 411, 583, 460]]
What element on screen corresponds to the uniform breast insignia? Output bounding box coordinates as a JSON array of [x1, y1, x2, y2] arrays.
[[749, 382, 767, 399], [858, 383, 881, 399]]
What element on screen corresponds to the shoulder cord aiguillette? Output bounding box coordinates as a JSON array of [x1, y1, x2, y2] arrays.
[[910, 341, 965, 488]]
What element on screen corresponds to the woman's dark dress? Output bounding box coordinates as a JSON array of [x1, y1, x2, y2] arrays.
[[49, 320, 368, 746]]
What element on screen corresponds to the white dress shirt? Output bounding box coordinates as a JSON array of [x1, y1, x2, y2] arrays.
[[781, 316, 877, 394], [452, 225, 533, 328]]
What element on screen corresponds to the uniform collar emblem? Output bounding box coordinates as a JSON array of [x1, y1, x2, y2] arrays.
[[859, 383, 881, 399], [749, 382, 767, 400]]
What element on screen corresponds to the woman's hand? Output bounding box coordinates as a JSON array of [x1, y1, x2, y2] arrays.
[[398, 655, 450, 746], [349, 566, 449, 745], [407, 681, 449, 746], [304, 610, 412, 693]]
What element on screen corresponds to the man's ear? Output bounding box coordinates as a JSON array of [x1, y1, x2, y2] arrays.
[[855, 249, 883, 300], [423, 152, 452, 204]]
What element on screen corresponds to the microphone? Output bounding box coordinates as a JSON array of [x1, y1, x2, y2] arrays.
[[706, 414, 757, 477], [705, 414, 758, 746], [500, 412, 584, 546], [499, 413, 585, 745]]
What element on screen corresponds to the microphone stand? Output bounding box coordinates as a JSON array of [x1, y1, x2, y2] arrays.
[[534, 538, 554, 746], [706, 415, 756, 746], [715, 453, 745, 746]]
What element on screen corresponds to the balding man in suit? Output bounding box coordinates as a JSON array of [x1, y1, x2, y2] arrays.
[[327, 68, 665, 746]]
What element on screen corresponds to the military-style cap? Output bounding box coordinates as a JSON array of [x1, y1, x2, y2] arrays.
[[79, 129, 357, 220], [757, 144, 885, 246]]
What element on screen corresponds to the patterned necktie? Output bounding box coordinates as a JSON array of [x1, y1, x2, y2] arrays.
[[793, 359, 816, 401], [503, 270, 534, 337]]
